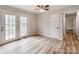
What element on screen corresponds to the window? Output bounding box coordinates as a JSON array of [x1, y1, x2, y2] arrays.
[[20, 16, 27, 37], [5, 15, 16, 40]]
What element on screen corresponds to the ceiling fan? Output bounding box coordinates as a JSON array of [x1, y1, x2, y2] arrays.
[[35, 5, 50, 12]]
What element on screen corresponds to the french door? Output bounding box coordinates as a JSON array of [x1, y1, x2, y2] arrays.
[[5, 14, 16, 40], [1, 14, 16, 44], [20, 16, 27, 37], [0, 13, 28, 45]]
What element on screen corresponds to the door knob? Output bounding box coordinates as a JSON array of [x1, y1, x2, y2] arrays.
[[56, 27, 59, 29]]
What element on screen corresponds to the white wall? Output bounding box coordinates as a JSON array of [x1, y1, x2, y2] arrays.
[[37, 13, 51, 37], [27, 14, 37, 35], [38, 13, 63, 40]]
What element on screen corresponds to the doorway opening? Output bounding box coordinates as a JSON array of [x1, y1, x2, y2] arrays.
[[65, 13, 76, 33]]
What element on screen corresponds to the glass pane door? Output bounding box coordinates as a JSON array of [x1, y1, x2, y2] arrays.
[[5, 15, 16, 40], [20, 16, 27, 37]]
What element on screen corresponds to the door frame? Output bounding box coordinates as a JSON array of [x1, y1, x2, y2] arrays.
[[62, 12, 77, 36], [1, 12, 18, 44]]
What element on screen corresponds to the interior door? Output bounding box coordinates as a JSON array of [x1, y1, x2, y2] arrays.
[[50, 14, 60, 39]]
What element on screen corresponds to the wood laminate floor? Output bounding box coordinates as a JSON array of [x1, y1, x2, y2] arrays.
[[0, 31, 79, 54]]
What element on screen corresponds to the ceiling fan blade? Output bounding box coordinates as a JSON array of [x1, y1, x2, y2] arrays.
[[45, 5, 49, 7], [37, 5, 40, 7], [45, 9, 49, 10]]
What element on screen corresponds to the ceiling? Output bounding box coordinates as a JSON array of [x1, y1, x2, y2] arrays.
[[9, 5, 70, 14]]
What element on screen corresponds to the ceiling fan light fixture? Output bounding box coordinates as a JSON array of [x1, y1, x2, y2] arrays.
[[40, 9, 45, 12]]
